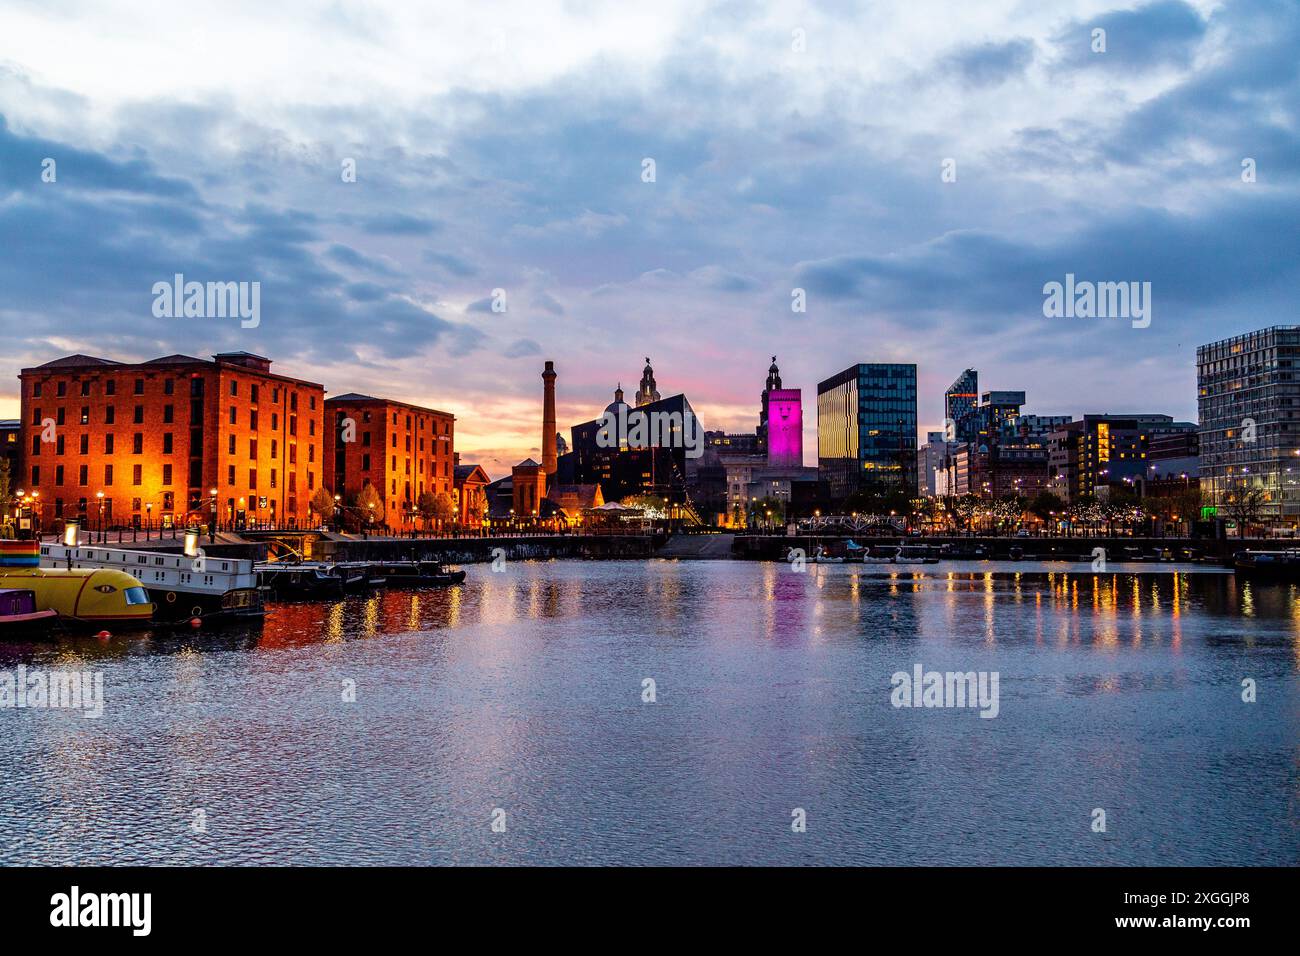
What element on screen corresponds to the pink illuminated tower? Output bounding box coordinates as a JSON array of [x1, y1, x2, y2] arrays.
[[761, 356, 802, 469]]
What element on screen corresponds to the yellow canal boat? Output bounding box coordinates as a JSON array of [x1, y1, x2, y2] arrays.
[[0, 540, 154, 625], [0, 567, 154, 625]]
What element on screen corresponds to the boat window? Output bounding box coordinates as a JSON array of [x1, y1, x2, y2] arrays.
[[124, 587, 150, 605]]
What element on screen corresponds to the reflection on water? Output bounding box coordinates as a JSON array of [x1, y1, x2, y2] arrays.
[[0, 560, 1296, 866]]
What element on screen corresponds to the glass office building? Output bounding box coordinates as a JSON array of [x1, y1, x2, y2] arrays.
[[945, 368, 979, 442], [817, 364, 918, 502], [1197, 326, 1300, 525]]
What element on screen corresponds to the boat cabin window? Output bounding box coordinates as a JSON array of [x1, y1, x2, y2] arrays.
[[123, 587, 150, 605]]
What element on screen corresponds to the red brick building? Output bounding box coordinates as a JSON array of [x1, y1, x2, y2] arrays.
[[511, 458, 547, 518], [19, 352, 325, 531], [453, 462, 490, 529], [324, 393, 455, 531]]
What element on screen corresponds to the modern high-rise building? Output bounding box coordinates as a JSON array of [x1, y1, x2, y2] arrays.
[[916, 431, 957, 497], [1047, 414, 1195, 503], [817, 363, 917, 501], [20, 352, 324, 531], [944, 368, 979, 442], [1198, 326, 1300, 525]]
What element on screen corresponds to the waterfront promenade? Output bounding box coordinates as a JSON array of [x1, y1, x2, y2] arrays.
[[28, 526, 1273, 565]]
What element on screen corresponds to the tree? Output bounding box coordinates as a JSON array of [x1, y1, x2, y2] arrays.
[[1028, 490, 1066, 526], [1069, 496, 1105, 534], [464, 495, 487, 528], [1101, 488, 1142, 534], [432, 492, 456, 528], [843, 486, 912, 519], [309, 487, 336, 526], [949, 494, 981, 533], [748, 496, 785, 530], [0, 459, 12, 537], [1161, 486, 1202, 527], [356, 483, 384, 530], [991, 495, 1027, 530], [1223, 485, 1268, 537], [415, 491, 438, 530]]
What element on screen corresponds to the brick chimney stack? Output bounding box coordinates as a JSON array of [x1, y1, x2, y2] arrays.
[[542, 360, 558, 476]]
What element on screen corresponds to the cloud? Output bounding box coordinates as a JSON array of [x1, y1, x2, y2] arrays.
[[503, 338, 542, 358], [350, 211, 441, 236], [0, 0, 1297, 465], [326, 243, 403, 277], [531, 291, 565, 315], [423, 250, 480, 277], [940, 39, 1036, 86], [1050, 1, 1207, 72]]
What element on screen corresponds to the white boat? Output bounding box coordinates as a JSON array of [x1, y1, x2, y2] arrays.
[[897, 546, 940, 565], [862, 546, 901, 563], [40, 543, 263, 621]]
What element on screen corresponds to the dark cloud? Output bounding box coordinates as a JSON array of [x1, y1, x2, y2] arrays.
[[0, 113, 477, 370], [503, 338, 542, 358], [423, 250, 479, 277], [1051, 0, 1207, 71], [0, 114, 198, 199], [351, 211, 440, 235], [326, 243, 403, 276], [940, 39, 1035, 86], [531, 291, 565, 315]]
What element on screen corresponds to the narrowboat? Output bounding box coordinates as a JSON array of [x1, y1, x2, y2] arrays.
[[0, 588, 60, 637], [1233, 550, 1300, 581], [0, 567, 154, 625], [255, 561, 366, 597], [40, 544, 264, 622], [1, 539, 153, 626], [368, 560, 466, 587]]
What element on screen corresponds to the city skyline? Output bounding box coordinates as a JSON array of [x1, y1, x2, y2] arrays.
[[4, 0, 1297, 472]]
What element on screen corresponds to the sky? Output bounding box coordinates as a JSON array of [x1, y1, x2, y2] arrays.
[[1, 0, 1297, 478]]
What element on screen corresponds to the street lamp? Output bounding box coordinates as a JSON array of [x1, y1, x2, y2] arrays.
[[209, 487, 218, 542], [145, 502, 152, 539], [96, 490, 105, 542]]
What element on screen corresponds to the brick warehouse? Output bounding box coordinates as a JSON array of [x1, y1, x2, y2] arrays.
[[324, 393, 455, 531], [19, 352, 325, 531]]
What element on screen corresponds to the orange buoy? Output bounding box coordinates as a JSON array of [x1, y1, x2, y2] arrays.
[[95, 630, 111, 639], [190, 617, 202, 628]]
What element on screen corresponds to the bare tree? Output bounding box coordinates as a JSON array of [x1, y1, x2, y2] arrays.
[[1223, 485, 1268, 537]]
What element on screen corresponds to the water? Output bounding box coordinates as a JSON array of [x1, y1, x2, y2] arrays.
[[1, 560, 1296, 866]]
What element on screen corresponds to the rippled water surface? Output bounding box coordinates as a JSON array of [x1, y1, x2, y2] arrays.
[[1, 560, 1297, 865]]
